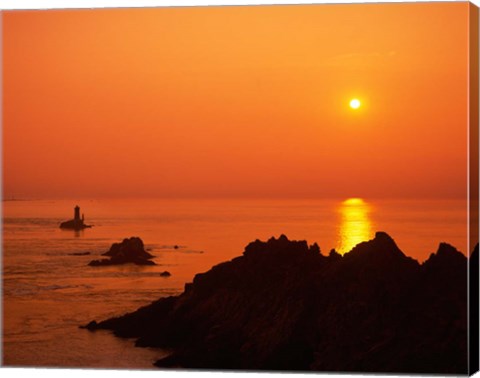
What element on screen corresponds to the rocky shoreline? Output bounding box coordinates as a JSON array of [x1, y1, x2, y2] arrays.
[[83, 232, 478, 374]]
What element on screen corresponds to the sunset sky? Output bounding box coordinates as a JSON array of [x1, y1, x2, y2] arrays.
[[3, 2, 471, 199]]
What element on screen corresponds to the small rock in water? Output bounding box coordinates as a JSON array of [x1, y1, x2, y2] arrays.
[[160, 271, 171, 277], [79, 320, 98, 330], [88, 237, 156, 266]]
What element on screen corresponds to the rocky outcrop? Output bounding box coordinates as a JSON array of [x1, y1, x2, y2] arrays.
[[88, 237, 155, 266], [60, 219, 92, 230], [83, 232, 474, 374]]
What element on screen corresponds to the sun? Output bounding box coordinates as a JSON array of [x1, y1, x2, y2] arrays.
[[349, 98, 361, 109]]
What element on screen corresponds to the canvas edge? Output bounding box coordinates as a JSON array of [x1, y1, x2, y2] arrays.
[[0, 9, 5, 369], [0, 1, 477, 376], [468, 1, 479, 376]]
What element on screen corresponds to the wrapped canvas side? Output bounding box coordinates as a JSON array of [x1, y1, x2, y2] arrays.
[[469, 2, 479, 375]]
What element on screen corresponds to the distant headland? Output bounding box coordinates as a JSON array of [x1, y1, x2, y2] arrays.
[[60, 205, 92, 230]]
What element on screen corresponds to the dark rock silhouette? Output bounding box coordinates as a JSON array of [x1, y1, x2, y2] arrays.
[[83, 232, 473, 374], [88, 237, 156, 266], [328, 248, 342, 261], [60, 205, 92, 230], [68, 252, 91, 256], [470, 243, 479, 372], [160, 271, 171, 277]]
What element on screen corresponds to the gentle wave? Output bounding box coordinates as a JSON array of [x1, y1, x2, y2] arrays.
[[4, 283, 95, 297], [150, 245, 204, 254]]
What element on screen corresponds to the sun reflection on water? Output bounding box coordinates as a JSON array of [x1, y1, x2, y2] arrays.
[[336, 198, 374, 254]]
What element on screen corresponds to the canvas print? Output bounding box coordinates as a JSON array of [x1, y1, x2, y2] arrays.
[[2, 1, 479, 375]]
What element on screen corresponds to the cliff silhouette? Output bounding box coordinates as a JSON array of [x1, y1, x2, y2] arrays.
[[83, 232, 475, 374]]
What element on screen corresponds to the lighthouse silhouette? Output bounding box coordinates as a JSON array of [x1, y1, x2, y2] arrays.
[[74, 205, 81, 222], [60, 205, 91, 230]]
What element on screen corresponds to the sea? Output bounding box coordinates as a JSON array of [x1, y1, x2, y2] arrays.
[[1, 198, 468, 368]]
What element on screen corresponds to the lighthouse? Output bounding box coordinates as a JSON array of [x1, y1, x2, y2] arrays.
[[74, 205, 81, 222], [60, 205, 92, 230]]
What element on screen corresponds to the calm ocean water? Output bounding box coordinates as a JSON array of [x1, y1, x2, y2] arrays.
[[2, 198, 467, 368]]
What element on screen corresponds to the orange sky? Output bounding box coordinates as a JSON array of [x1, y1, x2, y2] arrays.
[[2, 3, 471, 199]]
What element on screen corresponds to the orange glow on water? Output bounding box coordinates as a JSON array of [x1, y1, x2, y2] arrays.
[[337, 198, 374, 254]]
